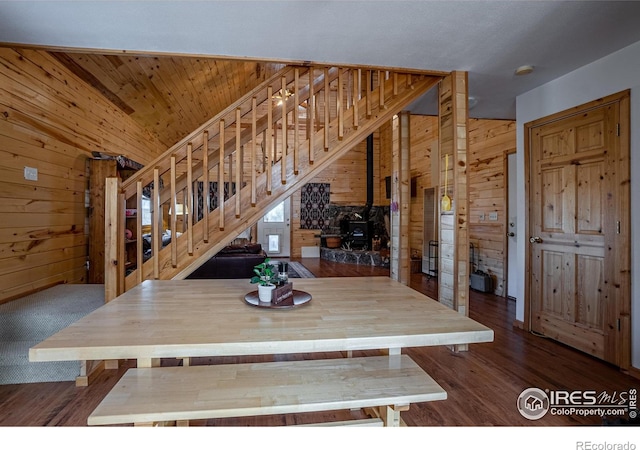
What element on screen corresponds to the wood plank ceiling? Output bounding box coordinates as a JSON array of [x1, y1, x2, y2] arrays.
[[49, 52, 285, 149]]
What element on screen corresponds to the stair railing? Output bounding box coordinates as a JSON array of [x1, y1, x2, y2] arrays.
[[105, 65, 441, 301]]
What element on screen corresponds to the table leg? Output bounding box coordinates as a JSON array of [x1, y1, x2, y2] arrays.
[[381, 347, 401, 356], [137, 358, 161, 368]]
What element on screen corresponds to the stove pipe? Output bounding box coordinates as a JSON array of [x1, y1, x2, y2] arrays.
[[364, 133, 374, 221]]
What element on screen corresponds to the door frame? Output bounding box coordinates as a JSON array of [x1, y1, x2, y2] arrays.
[[523, 90, 631, 368], [256, 198, 292, 258], [503, 149, 517, 301]]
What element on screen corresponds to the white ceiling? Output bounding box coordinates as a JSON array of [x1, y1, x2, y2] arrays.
[[2, 0, 640, 119]]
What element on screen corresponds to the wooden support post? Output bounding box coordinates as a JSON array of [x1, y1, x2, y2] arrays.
[[438, 71, 470, 333], [104, 177, 120, 303], [399, 112, 411, 285], [390, 112, 411, 285]]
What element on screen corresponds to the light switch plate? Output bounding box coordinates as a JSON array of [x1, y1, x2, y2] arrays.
[[24, 166, 38, 181], [489, 212, 498, 221]]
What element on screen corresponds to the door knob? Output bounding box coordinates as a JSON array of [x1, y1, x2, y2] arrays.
[[507, 232, 515, 237], [529, 236, 543, 244]]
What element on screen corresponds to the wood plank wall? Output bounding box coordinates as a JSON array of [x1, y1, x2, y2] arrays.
[[381, 114, 514, 298], [290, 136, 380, 257], [0, 48, 164, 304], [468, 119, 516, 297], [296, 112, 514, 300], [408, 115, 437, 257]]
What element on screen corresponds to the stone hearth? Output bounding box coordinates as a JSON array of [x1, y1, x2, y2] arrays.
[[321, 247, 390, 268]]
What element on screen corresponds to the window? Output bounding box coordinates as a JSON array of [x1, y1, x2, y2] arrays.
[[141, 196, 152, 226], [263, 202, 284, 223]]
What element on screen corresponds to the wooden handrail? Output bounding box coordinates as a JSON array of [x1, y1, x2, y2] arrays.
[[106, 64, 441, 300]]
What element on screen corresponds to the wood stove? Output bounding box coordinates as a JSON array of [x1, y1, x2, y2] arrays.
[[343, 220, 373, 250]]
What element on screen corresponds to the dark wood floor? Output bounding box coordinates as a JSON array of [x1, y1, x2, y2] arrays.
[[0, 258, 637, 427]]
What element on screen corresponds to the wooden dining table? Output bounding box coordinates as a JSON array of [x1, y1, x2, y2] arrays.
[[29, 277, 494, 369]]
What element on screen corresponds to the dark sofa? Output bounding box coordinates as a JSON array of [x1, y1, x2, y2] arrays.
[[186, 243, 267, 279]]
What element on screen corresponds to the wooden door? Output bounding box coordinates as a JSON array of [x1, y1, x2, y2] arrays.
[[257, 199, 291, 257], [527, 93, 630, 367]]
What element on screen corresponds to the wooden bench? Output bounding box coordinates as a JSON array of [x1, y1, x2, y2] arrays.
[[88, 355, 447, 427]]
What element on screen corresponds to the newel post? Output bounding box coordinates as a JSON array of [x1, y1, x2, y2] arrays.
[[104, 177, 124, 303]]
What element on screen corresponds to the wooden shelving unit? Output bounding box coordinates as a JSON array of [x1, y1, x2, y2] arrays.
[[88, 155, 142, 284]]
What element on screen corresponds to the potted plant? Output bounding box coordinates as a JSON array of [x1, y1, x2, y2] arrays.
[[250, 258, 278, 303]]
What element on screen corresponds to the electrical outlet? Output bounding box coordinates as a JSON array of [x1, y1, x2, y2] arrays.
[[479, 213, 485, 221], [24, 166, 38, 181], [489, 212, 498, 221]]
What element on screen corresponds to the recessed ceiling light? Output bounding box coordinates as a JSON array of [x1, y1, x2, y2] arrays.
[[515, 65, 534, 76]]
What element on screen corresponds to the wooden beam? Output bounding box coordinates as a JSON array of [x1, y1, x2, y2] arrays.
[[104, 177, 120, 303], [438, 71, 470, 327]]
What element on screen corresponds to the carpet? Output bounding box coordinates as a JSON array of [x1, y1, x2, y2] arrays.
[[0, 284, 104, 385]]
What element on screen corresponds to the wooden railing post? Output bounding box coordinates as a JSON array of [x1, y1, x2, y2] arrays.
[[104, 177, 121, 303]]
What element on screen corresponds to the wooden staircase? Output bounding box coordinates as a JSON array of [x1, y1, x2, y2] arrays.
[[104, 65, 441, 301]]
